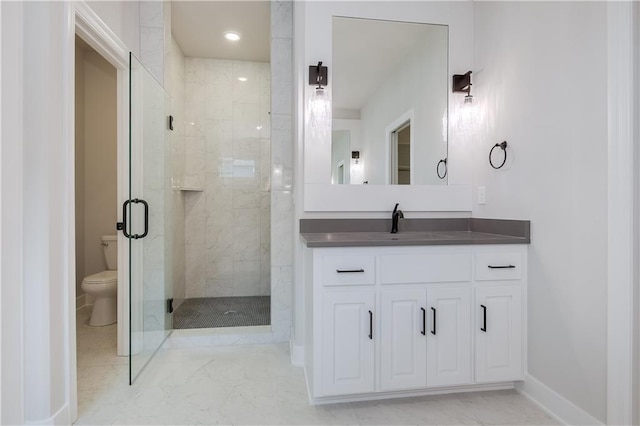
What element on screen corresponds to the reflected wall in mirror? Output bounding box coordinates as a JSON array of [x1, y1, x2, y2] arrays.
[[332, 16, 448, 185]]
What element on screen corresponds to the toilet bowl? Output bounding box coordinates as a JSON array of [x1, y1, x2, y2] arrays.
[[82, 235, 118, 326]]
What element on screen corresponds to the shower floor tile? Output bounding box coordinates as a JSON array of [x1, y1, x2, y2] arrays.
[[172, 296, 270, 329]]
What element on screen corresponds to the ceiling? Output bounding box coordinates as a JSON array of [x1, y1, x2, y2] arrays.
[[171, 1, 270, 62], [332, 18, 443, 113]]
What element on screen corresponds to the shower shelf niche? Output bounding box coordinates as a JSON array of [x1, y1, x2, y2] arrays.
[[179, 186, 204, 192]]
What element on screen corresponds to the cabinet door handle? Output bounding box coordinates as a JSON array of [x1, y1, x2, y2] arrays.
[[368, 310, 373, 340], [487, 265, 515, 269], [431, 307, 437, 335], [336, 269, 365, 273], [481, 304, 487, 332], [420, 307, 426, 336]]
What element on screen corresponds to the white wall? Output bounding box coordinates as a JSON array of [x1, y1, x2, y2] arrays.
[[1, 2, 25, 423], [331, 130, 350, 184], [86, 1, 140, 58], [333, 118, 363, 184], [471, 2, 608, 422]]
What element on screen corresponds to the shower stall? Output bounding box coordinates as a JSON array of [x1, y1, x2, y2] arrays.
[[169, 22, 272, 330]]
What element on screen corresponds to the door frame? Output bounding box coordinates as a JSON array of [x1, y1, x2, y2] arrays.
[[384, 109, 414, 185], [606, 2, 640, 425], [65, 1, 130, 421]]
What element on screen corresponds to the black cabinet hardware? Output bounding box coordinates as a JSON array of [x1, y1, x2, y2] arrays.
[[368, 310, 373, 340], [336, 269, 365, 273], [488, 265, 516, 269], [431, 307, 437, 335], [489, 141, 508, 169], [421, 307, 426, 336], [437, 158, 447, 179], [481, 304, 487, 332]]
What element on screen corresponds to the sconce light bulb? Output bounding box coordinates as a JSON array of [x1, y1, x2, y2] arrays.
[[310, 86, 331, 128]]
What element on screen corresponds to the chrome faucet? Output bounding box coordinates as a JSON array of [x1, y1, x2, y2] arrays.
[[391, 203, 404, 234]]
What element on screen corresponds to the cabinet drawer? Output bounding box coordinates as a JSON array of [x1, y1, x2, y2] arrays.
[[321, 255, 375, 286], [379, 253, 471, 284], [475, 253, 523, 281]]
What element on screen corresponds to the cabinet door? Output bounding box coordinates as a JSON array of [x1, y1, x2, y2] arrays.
[[426, 287, 472, 387], [475, 286, 523, 383], [380, 289, 427, 391], [321, 290, 375, 396]]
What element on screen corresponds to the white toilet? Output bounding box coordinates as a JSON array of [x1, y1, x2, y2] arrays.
[[82, 235, 118, 326]]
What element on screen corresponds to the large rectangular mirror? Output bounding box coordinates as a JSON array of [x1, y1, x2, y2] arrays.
[[332, 16, 448, 185]]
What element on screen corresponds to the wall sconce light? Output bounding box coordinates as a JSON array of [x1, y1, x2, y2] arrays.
[[309, 61, 330, 127], [452, 71, 473, 104], [351, 150, 360, 164]]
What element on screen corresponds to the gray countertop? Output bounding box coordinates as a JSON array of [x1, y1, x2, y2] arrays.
[[300, 218, 530, 248]]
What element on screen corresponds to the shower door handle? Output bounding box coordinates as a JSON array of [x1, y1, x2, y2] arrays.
[[121, 198, 149, 239], [137, 198, 149, 239], [121, 199, 132, 238]]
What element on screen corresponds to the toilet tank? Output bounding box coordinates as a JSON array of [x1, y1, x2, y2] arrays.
[[101, 235, 118, 270]]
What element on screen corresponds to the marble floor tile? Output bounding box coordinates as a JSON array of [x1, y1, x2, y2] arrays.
[[76, 308, 558, 425]]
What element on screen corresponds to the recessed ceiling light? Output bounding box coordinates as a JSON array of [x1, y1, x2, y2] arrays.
[[224, 32, 241, 42], [238, 77, 248, 82]]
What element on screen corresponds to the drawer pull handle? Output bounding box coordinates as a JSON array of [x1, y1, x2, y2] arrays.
[[336, 269, 365, 273], [431, 307, 437, 335], [481, 304, 487, 332], [368, 310, 373, 340], [421, 307, 426, 336], [487, 265, 516, 269]]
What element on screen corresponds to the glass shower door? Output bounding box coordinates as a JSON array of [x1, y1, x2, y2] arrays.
[[128, 53, 173, 384]]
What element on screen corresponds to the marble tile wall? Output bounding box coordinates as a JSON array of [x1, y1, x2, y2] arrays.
[[167, 35, 186, 308], [269, 0, 294, 341], [184, 58, 271, 298], [139, 1, 165, 85]]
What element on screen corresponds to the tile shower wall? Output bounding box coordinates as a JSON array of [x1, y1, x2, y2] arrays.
[[167, 34, 186, 308], [184, 58, 271, 298], [269, 0, 294, 342]]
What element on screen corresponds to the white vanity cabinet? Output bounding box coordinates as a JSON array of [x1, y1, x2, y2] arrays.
[[475, 285, 523, 383], [426, 286, 472, 387], [304, 244, 527, 403], [320, 289, 376, 395], [379, 288, 428, 391]]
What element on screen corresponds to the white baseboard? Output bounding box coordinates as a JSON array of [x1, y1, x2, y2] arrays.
[[75, 294, 87, 310], [516, 374, 603, 425], [26, 403, 69, 425], [290, 339, 304, 366], [311, 382, 514, 405]]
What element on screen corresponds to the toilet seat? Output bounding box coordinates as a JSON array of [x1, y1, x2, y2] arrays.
[[83, 270, 117, 285]]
